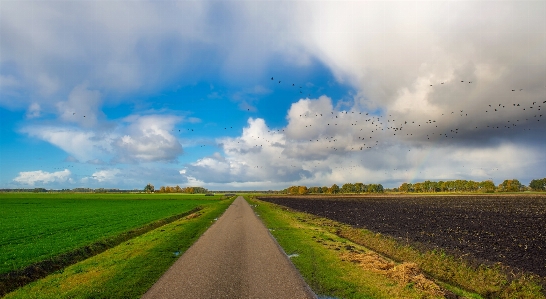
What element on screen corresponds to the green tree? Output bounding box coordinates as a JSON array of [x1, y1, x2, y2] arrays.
[[413, 182, 423, 193], [499, 179, 523, 192], [479, 180, 496, 193], [354, 183, 365, 194], [329, 184, 340, 194], [399, 182, 410, 193], [529, 178, 546, 191], [341, 183, 355, 194], [144, 183, 155, 193]]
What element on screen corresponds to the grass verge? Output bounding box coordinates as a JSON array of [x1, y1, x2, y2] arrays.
[[3, 198, 234, 299], [248, 196, 544, 299]]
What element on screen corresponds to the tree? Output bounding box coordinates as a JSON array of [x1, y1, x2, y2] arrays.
[[529, 178, 546, 191], [321, 186, 329, 193], [287, 186, 299, 195], [413, 182, 424, 193], [354, 182, 365, 194], [499, 179, 523, 192], [367, 184, 384, 193], [399, 183, 410, 193], [479, 180, 496, 193], [298, 186, 309, 195], [144, 183, 155, 193], [341, 183, 355, 194], [309, 186, 322, 194], [329, 184, 340, 194]]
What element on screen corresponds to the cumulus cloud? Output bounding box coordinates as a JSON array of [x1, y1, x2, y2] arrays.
[[21, 126, 113, 162], [113, 114, 183, 163], [89, 169, 121, 183], [21, 113, 184, 164], [3, 1, 545, 189], [182, 97, 545, 189], [13, 169, 72, 186], [294, 1, 546, 145], [183, 117, 313, 185]]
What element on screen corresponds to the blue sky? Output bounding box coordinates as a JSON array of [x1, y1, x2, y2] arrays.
[[1, 1, 545, 190]]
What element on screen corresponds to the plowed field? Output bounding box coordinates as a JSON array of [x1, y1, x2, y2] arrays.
[[258, 195, 546, 277]]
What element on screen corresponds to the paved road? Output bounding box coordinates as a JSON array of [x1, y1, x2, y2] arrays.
[[142, 196, 317, 299]]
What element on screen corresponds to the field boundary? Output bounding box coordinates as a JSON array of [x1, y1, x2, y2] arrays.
[[0, 206, 203, 296]]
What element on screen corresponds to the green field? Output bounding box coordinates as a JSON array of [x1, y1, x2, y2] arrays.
[[0, 193, 223, 274], [4, 196, 234, 298]]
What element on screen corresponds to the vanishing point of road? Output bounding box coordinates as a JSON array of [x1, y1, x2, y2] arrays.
[[142, 196, 317, 299]]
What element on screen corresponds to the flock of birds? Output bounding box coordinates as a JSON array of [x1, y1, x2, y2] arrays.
[[205, 76, 544, 174], [51, 75, 544, 182], [265, 76, 542, 147]]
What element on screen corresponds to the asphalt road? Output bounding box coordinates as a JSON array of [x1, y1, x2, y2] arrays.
[[141, 196, 317, 299]]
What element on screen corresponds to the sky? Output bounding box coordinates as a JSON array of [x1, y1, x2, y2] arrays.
[[0, 1, 545, 191]]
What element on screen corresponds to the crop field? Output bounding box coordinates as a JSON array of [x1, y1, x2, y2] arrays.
[[259, 194, 546, 278], [0, 193, 223, 275]]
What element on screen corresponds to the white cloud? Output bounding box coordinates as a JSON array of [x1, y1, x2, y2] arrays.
[[113, 114, 183, 163], [26, 103, 41, 119], [89, 169, 121, 182], [3, 1, 545, 190], [21, 126, 113, 162], [13, 169, 72, 186], [0, 1, 212, 108], [182, 97, 545, 189], [57, 83, 103, 127], [21, 112, 185, 164]]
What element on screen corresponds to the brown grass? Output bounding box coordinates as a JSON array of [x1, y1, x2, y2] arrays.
[[341, 251, 445, 298], [337, 225, 544, 298]]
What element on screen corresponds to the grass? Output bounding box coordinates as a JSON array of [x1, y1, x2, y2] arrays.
[[0, 193, 223, 274], [3, 197, 234, 298], [248, 196, 545, 299]]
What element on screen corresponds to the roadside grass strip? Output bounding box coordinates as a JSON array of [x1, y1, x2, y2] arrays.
[[247, 196, 541, 299], [3, 198, 234, 299]]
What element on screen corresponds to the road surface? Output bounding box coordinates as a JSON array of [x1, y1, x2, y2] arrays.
[[142, 196, 317, 299]]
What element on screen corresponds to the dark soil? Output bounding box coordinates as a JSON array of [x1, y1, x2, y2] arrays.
[[258, 194, 546, 277]]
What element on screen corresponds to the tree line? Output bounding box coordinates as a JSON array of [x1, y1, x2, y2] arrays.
[[282, 183, 385, 195], [280, 177, 545, 195], [397, 178, 546, 193], [144, 183, 210, 194]]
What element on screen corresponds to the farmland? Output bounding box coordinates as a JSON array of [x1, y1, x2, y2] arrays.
[[258, 194, 546, 278], [0, 193, 224, 275]]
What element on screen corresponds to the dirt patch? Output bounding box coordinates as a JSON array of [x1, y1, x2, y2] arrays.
[[185, 212, 202, 220]]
